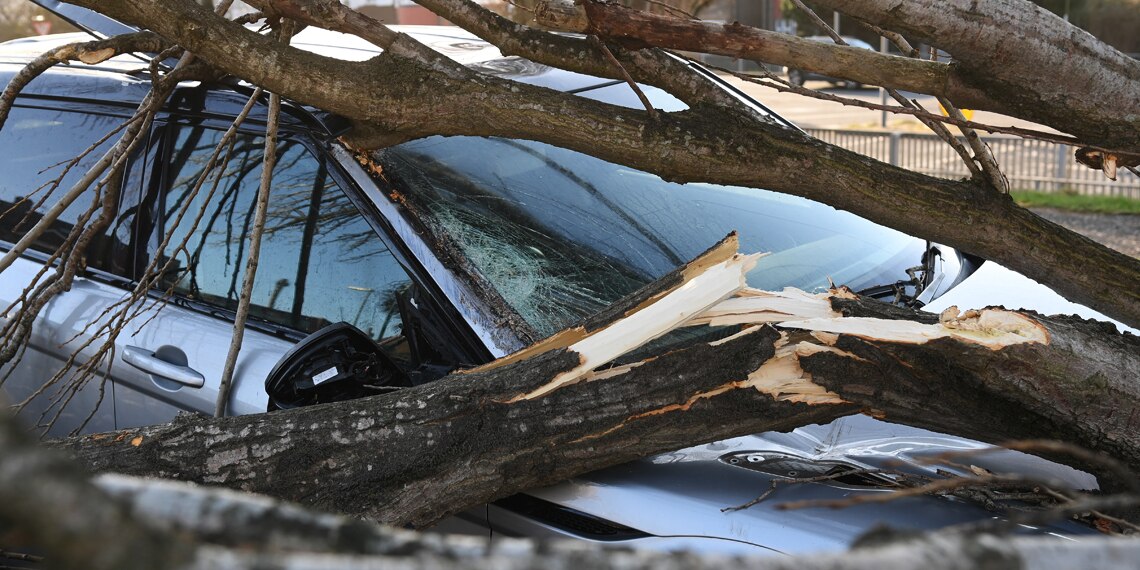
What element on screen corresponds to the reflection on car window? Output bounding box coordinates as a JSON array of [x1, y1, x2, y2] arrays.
[[0, 107, 137, 275], [378, 136, 924, 338], [156, 126, 411, 342]]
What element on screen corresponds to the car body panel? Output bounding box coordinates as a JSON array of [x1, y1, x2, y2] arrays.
[[500, 415, 1096, 554], [925, 261, 1136, 335], [0, 258, 117, 436]]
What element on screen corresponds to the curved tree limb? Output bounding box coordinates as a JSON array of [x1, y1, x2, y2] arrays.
[[53, 0, 1140, 330], [814, 0, 1140, 151]]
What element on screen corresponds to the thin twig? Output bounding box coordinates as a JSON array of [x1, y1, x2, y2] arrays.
[[787, 0, 991, 182], [641, 0, 700, 19], [906, 439, 1140, 495], [953, 493, 1140, 535], [0, 549, 43, 563], [775, 473, 1042, 511], [709, 63, 1088, 148], [867, 23, 918, 57], [215, 21, 294, 417], [789, 0, 841, 43], [937, 95, 1009, 191], [589, 35, 659, 121], [723, 467, 904, 512], [503, 0, 535, 15]]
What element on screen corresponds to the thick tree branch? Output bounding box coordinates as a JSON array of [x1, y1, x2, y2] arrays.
[[53, 242, 1140, 525], [0, 407, 191, 569], [815, 0, 1140, 151], [62, 0, 1140, 330]]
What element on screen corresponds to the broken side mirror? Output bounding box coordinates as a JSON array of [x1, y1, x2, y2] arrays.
[[264, 322, 410, 411]]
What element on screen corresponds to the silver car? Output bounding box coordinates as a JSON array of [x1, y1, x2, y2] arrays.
[[0, 8, 1098, 556]]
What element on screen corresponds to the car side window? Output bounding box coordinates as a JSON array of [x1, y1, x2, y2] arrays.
[[0, 106, 136, 275], [154, 125, 411, 343]]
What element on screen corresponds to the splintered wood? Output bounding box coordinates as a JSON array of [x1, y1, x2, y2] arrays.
[[501, 238, 1051, 403]]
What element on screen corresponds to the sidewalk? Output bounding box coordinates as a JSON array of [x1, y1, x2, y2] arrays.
[[717, 73, 1056, 134]]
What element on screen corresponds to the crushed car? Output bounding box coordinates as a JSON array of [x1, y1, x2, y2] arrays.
[[0, 6, 1112, 556]]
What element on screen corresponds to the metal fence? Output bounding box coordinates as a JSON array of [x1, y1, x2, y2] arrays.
[[807, 129, 1140, 199]]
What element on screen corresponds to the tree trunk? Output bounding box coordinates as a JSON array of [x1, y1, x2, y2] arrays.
[[56, 240, 1140, 526]]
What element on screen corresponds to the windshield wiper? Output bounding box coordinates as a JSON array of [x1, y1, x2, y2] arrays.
[[856, 244, 942, 307]]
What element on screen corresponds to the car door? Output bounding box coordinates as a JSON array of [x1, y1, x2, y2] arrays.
[[0, 103, 146, 437], [112, 113, 420, 426]]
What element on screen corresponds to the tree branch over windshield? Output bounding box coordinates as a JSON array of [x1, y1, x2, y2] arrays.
[[48, 0, 1140, 329]]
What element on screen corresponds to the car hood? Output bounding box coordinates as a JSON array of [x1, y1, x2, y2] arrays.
[[512, 415, 1096, 555], [925, 260, 1135, 335], [505, 262, 1119, 554]]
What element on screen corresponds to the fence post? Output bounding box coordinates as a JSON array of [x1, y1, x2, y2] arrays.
[[1054, 144, 1069, 193], [889, 132, 901, 166]]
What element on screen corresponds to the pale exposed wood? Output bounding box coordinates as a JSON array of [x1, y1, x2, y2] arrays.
[[510, 250, 760, 401], [778, 308, 1049, 350], [469, 233, 744, 374], [689, 288, 840, 327]]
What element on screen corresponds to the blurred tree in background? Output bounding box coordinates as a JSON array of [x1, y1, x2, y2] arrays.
[[1034, 0, 1140, 53], [0, 0, 75, 42]]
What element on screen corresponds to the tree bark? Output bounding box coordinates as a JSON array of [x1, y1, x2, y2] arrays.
[[814, 0, 1140, 153], [55, 0, 1140, 332], [54, 242, 1140, 526], [536, 0, 1140, 153], [11, 407, 1140, 569]]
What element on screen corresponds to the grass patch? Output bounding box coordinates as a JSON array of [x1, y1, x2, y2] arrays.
[[1011, 190, 1140, 215]]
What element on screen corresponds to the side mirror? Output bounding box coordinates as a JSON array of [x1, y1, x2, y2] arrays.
[[264, 322, 410, 411]]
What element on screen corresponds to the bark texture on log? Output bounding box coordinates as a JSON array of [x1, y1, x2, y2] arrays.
[[58, 0, 1140, 329], [55, 246, 1140, 526], [9, 470, 1140, 570], [179, 533, 1140, 570], [60, 327, 852, 528]]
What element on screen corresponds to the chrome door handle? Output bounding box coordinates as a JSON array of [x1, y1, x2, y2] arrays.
[[122, 346, 205, 388]]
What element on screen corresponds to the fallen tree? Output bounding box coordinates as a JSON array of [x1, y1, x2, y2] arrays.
[[57, 236, 1140, 526], [3, 0, 1140, 566]]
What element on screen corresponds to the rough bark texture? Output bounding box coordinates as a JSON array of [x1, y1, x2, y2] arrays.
[[539, 0, 984, 108], [541, 0, 1140, 152], [56, 0, 1140, 330], [6, 465, 1139, 570], [6, 1, 1140, 566], [0, 409, 191, 569], [805, 307, 1140, 492], [815, 0, 1140, 151], [59, 326, 852, 527], [55, 292, 1140, 527]]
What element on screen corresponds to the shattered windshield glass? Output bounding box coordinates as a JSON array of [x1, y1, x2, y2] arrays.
[[376, 136, 926, 339]]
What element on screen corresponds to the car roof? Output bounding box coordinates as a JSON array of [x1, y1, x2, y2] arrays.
[[0, 26, 612, 106]]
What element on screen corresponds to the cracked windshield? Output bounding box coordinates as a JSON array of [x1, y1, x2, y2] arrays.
[[379, 136, 926, 338]]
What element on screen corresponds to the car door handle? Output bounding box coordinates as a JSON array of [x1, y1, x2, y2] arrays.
[[122, 346, 205, 388]]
